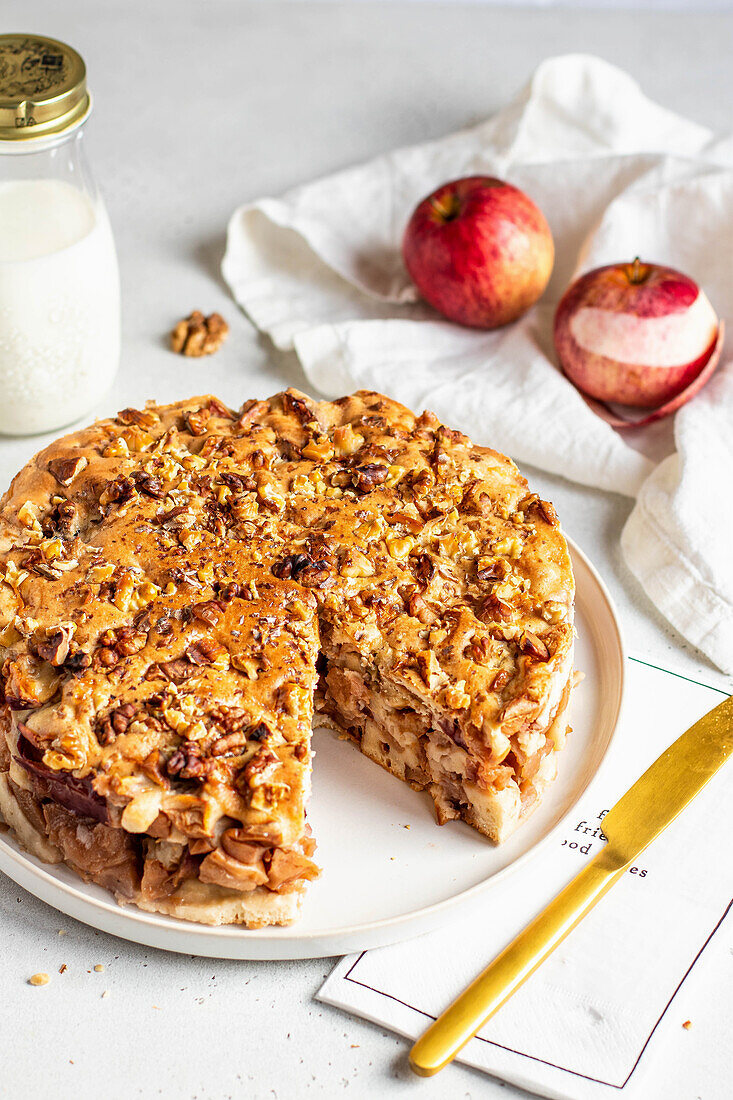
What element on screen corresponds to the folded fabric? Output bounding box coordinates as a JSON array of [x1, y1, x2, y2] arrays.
[[223, 54, 733, 674]]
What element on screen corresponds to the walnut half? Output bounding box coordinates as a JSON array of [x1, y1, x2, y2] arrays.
[[170, 311, 229, 357]]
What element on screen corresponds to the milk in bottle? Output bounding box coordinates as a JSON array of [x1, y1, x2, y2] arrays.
[[0, 35, 120, 435]]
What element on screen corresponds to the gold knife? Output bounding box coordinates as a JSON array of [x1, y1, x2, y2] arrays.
[[410, 692, 733, 1077]]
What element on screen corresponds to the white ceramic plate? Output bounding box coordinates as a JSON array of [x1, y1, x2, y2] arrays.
[[0, 539, 623, 959]]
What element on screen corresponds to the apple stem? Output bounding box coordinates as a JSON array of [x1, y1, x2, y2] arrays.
[[430, 192, 461, 223], [628, 257, 648, 284]]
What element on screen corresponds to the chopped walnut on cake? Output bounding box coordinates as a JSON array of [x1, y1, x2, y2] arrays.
[[0, 389, 575, 927]]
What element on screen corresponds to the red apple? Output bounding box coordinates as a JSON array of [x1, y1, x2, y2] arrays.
[[554, 260, 720, 409], [402, 176, 554, 329]]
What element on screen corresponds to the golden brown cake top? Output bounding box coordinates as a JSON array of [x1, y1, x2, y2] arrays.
[[0, 388, 574, 837]]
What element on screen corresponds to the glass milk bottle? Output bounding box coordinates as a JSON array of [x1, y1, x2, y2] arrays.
[[0, 35, 120, 435]]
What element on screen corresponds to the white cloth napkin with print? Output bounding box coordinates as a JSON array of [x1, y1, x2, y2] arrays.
[[222, 53, 733, 675]]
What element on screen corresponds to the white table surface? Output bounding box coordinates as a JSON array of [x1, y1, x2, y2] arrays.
[[1, 4, 732, 1098]]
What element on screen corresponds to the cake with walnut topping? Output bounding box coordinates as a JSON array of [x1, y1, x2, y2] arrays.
[[0, 389, 575, 927]]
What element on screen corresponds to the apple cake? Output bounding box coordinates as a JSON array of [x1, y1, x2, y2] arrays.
[[0, 389, 575, 927]]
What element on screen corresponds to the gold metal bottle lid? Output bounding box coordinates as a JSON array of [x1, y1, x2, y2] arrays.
[[0, 34, 91, 141]]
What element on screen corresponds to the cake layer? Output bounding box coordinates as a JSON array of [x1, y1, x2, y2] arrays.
[[0, 389, 575, 926]]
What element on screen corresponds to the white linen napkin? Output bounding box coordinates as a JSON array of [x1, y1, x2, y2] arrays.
[[318, 656, 733, 1100], [222, 54, 733, 674]]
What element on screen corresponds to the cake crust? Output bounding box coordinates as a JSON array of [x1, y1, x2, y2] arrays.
[[0, 389, 574, 925]]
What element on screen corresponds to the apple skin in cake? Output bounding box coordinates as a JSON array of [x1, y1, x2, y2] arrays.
[[0, 389, 574, 926]]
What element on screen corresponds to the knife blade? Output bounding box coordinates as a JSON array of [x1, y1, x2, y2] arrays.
[[409, 692, 733, 1077], [599, 692, 733, 862]]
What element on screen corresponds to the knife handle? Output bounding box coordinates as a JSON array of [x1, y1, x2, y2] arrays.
[[409, 846, 628, 1077]]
